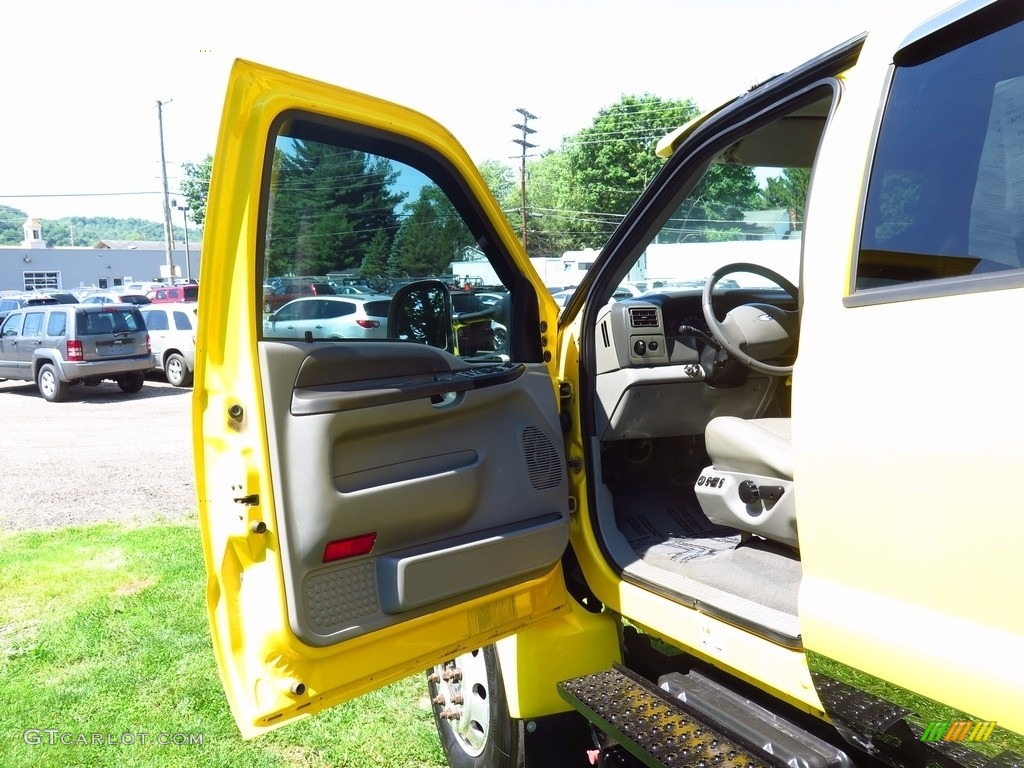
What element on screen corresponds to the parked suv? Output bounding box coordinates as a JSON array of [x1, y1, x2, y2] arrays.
[[0, 304, 154, 402], [146, 284, 199, 303], [262, 295, 391, 339], [140, 302, 198, 387]]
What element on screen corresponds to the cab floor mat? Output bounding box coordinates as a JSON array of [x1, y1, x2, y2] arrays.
[[613, 487, 801, 617]]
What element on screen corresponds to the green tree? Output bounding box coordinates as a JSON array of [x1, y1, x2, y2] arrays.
[[359, 230, 391, 277], [544, 94, 703, 249], [477, 159, 517, 222], [390, 184, 475, 276], [180, 154, 213, 226], [658, 165, 762, 243], [0, 205, 28, 245], [762, 167, 811, 229], [266, 140, 405, 276]]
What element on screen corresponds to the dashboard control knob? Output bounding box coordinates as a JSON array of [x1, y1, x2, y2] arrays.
[[648, 340, 659, 352], [633, 340, 647, 356]]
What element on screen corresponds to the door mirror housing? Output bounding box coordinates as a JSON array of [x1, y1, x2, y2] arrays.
[[387, 279, 455, 352]]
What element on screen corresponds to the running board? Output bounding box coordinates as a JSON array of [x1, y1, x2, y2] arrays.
[[558, 665, 852, 768], [659, 670, 853, 768], [557, 665, 786, 767]]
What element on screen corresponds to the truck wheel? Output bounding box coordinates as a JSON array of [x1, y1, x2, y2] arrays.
[[117, 372, 145, 393], [165, 353, 193, 387], [36, 363, 68, 402], [427, 645, 523, 768]]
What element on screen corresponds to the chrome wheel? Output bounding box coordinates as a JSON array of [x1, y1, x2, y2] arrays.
[[429, 649, 491, 758], [165, 353, 192, 387]]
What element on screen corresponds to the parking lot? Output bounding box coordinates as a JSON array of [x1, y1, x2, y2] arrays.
[[0, 376, 195, 531]]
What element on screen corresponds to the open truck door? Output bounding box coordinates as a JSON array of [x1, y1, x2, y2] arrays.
[[194, 60, 571, 737]]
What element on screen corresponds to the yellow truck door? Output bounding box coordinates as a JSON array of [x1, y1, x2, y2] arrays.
[[194, 60, 570, 737]]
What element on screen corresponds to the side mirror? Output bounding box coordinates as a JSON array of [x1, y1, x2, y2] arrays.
[[387, 280, 455, 352]]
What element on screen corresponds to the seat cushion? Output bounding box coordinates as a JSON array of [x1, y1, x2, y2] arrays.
[[705, 417, 793, 480]]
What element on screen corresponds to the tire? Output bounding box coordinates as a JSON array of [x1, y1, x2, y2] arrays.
[[427, 645, 524, 768], [117, 371, 145, 393], [36, 363, 68, 402], [264, 301, 273, 314], [164, 352, 193, 387]]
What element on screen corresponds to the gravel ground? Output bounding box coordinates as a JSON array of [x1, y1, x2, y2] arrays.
[[0, 375, 196, 531]]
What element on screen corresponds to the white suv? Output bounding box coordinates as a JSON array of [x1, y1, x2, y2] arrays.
[[262, 295, 391, 340], [139, 302, 198, 387]]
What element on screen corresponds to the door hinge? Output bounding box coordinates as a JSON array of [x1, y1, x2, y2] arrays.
[[558, 380, 573, 402]]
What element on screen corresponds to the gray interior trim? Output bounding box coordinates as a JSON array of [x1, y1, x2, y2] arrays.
[[377, 511, 568, 613], [258, 340, 569, 647]]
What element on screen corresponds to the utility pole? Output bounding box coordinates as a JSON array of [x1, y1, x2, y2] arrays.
[[512, 108, 538, 252], [157, 99, 176, 281], [173, 200, 192, 282]]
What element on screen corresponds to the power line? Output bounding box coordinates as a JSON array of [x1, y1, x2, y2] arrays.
[[0, 191, 162, 199]]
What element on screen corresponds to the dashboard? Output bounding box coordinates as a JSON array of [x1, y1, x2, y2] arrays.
[[593, 288, 795, 441]]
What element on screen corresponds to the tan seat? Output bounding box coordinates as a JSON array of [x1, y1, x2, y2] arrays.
[[695, 416, 798, 548], [705, 417, 793, 480]]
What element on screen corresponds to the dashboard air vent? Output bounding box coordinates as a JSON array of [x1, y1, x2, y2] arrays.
[[628, 307, 659, 328]]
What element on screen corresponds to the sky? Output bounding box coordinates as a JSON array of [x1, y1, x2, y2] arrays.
[[1, 0, 949, 226]]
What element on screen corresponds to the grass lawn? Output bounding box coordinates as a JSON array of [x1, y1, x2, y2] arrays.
[[0, 522, 447, 768]]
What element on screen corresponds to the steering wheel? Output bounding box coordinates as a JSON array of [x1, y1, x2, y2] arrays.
[[701, 262, 799, 376]]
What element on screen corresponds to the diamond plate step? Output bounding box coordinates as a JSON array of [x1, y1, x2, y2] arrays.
[[557, 665, 786, 767]]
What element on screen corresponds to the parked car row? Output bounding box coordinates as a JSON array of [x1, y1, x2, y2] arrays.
[[1, 286, 504, 400], [261, 292, 507, 354], [0, 297, 201, 401]]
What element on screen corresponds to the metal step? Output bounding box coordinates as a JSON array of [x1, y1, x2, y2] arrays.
[[659, 670, 853, 768], [557, 665, 787, 767]]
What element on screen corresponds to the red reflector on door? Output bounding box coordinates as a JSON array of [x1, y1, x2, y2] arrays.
[[323, 533, 377, 563]]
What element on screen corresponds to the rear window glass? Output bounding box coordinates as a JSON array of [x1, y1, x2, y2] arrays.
[[173, 311, 194, 330], [363, 300, 391, 318], [78, 309, 145, 335], [322, 302, 355, 319], [856, 16, 1024, 291], [47, 312, 67, 337]]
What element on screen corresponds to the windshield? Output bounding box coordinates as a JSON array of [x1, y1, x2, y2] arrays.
[[623, 163, 806, 295], [614, 91, 833, 297]]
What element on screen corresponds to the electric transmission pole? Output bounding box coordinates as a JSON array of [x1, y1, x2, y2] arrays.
[[157, 99, 176, 280], [512, 108, 538, 252]]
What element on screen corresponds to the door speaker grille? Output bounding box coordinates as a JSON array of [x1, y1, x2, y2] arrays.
[[522, 426, 563, 490]]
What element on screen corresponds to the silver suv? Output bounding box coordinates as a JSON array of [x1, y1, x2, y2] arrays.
[[0, 304, 154, 402]]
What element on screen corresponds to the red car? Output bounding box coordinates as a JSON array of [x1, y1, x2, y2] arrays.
[[263, 281, 335, 313]]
